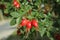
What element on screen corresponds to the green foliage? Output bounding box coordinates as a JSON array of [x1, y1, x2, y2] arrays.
[[39, 27, 46, 37], [4, 9, 9, 13], [57, 0, 60, 3], [10, 12, 20, 18], [10, 18, 16, 26], [16, 17, 22, 25], [0, 0, 60, 40]]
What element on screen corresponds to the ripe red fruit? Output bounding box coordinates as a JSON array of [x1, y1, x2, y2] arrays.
[[15, 3, 20, 8], [14, 0, 17, 1], [13, 1, 18, 6], [31, 19, 38, 27], [13, 0, 20, 8], [26, 21, 32, 29], [20, 19, 28, 26]]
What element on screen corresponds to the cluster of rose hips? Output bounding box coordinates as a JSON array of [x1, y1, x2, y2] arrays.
[[17, 18, 38, 35], [13, 0, 20, 8], [20, 18, 38, 30]]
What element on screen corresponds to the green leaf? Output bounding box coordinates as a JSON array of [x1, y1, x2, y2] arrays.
[[10, 18, 16, 26], [31, 27, 35, 32], [39, 27, 46, 37], [48, 12, 52, 17], [4, 9, 8, 13], [57, 0, 60, 3], [10, 12, 20, 18], [25, 5, 32, 12], [27, 15, 33, 19], [46, 31, 54, 40], [50, 37, 54, 40], [17, 17, 22, 25], [35, 0, 41, 6], [58, 19, 60, 25], [39, 12, 45, 18], [31, 11, 36, 16], [38, 21, 44, 27], [47, 31, 50, 37]]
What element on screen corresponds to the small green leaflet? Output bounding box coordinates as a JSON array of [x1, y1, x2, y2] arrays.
[[50, 37, 54, 40], [10, 12, 20, 18], [4, 9, 8, 13], [31, 27, 35, 32], [39, 27, 46, 37], [17, 17, 22, 25], [47, 31, 50, 37], [10, 18, 16, 26]]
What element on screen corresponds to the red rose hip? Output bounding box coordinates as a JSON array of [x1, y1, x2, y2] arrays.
[[13, 1, 18, 6], [16, 3, 20, 8], [26, 21, 32, 29], [20, 19, 28, 26], [31, 19, 38, 27]]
